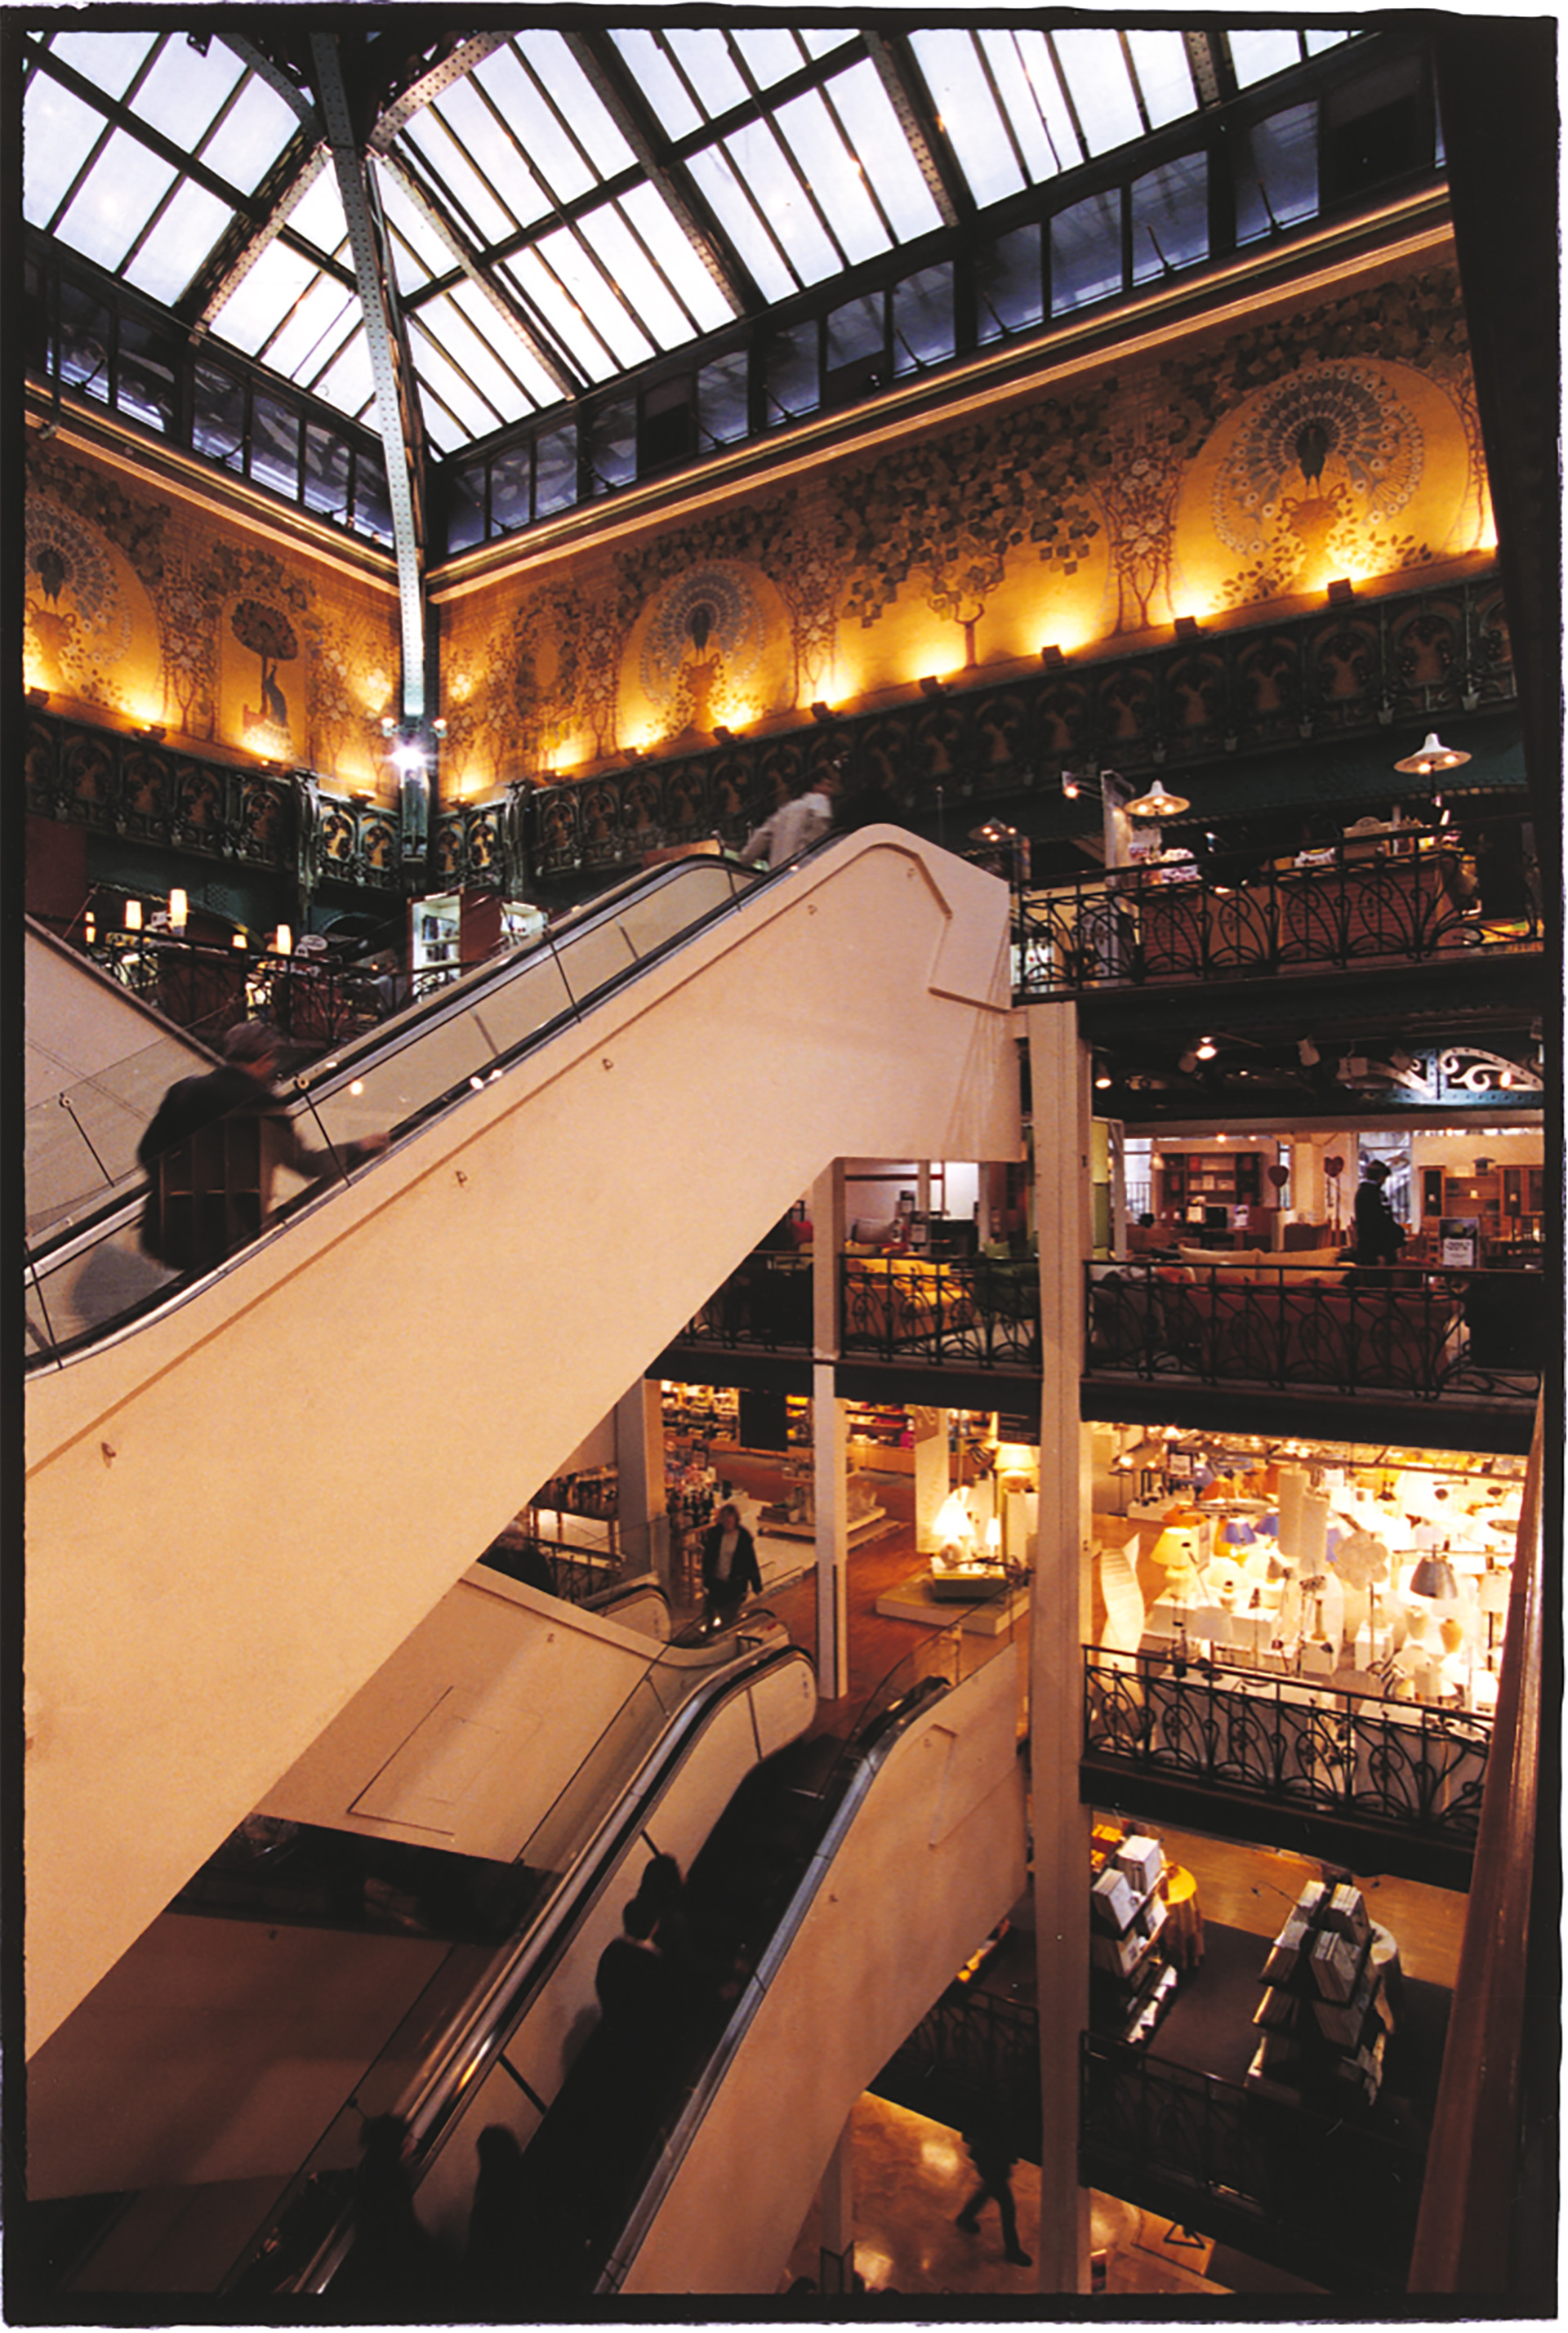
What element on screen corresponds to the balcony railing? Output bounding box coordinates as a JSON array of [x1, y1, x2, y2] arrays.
[[1014, 813, 1541, 998], [679, 1253, 1041, 1371], [1086, 1258, 1544, 1403], [1080, 2035, 1425, 2294], [1082, 1648, 1491, 1847]]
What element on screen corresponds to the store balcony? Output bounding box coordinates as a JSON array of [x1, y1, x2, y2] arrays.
[[1012, 813, 1542, 1000], [1080, 1650, 1488, 1890], [1085, 1258, 1543, 1449]]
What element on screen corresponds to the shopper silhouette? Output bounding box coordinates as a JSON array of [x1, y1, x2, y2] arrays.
[[1352, 1159, 1405, 1267], [956, 2116, 1031, 2266], [700, 1501, 763, 1631]]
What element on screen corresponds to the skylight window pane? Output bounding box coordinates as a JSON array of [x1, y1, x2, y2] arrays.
[[1130, 152, 1209, 285], [198, 76, 297, 197], [666, 30, 749, 118], [314, 334, 374, 423], [57, 134, 176, 274], [686, 145, 795, 301], [123, 180, 231, 306], [376, 170, 448, 287], [538, 225, 653, 369], [802, 31, 857, 61], [130, 36, 243, 151], [608, 31, 701, 139], [265, 275, 357, 382], [1052, 29, 1145, 156], [1125, 29, 1199, 130], [448, 278, 559, 407], [408, 326, 501, 442], [909, 33, 1025, 209], [472, 46, 591, 206], [1237, 101, 1320, 242], [48, 29, 156, 101], [288, 171, 350, 261], [722, 119, 838, 285], [978, 29, 1059, 181], [403, 110, 519, 247], [513, 29, 634, 176], [423, 288, 537, 421], [1013, 30, 1083, 175], [24, 80, 105, 227], [429, 76, 547, 226], [827, 62, 942, 242], [774, 87, 889, 266], [733, 29, 807, 91], [1230, 30, 1306, 90], [1052, 187, 1123, 314], [506, 247, 619, 384], [1305, 30, 1353, 57], [578, 204, 690, 348], [211, 238, 318, 356], [620, 182, 734, 333]]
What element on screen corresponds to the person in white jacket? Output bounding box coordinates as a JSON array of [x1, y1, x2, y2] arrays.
[[738, 765, 840, 866]]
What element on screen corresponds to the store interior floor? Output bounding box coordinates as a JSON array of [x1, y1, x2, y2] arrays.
[[679, 1446, 1466, 2303]]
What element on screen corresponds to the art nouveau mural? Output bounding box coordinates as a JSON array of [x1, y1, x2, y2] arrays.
[[432, 257, 1493, 799]]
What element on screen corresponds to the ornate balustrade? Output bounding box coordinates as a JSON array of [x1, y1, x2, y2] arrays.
[[1086, 1258, 1544, 1404], [1015, 813, 1541, 997], [1082, 1648, 1491, 1845], [1080, 2036, 1424, 2293]]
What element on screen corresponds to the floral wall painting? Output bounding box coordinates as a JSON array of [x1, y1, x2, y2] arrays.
[[1174, 357, 1480, 615], [24, 491, 162, 719], [626, 560, 792, 747]]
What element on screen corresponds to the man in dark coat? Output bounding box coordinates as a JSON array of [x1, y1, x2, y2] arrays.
[[699, 1501, 763, 1630], [1352, 1159, 1405, 1267], [137, 1019, 384, 1271]]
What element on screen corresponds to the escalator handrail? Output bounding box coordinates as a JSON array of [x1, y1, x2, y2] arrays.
[[598, 1670, 956, 2291], [24, 839, 853, 1371], [254, 1634, 812, 2296]]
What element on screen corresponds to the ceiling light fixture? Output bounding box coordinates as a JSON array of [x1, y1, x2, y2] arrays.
[[1393, 732, 1472, 776], [1195, 1036, 1218, 1060], [1125, 777, 1192, 818]]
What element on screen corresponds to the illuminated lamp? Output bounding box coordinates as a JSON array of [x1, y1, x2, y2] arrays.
[[1125, 777, 1191, 818], [1393, 732, 1472, 776], [273, 924, 293, 956], [123, 899, 143, 932], [1195, 1036, 1217, 1061], [167, 888, 188, 933]]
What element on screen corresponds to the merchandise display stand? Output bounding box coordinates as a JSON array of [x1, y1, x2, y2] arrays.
[[1248, 1878, 1397, 2108], [1089, 1828, 1178, 2046]]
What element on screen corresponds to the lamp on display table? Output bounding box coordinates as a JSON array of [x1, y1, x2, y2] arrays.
[[928, 1490, 1008, 1602]]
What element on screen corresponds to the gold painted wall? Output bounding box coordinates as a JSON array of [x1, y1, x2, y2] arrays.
[[23, 436, 403, 799], [434, 254, 1491, 799]]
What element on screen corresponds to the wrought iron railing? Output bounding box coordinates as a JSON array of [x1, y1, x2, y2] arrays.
[[1082, 1648, 1491, 1844], [1080, 2035, 1425, 2294], [678, 1251, 1043, 1369], [1085, 1258, 1544, 1402], [1014, 813, 1541, 997]]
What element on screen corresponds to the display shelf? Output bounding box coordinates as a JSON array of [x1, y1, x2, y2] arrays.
[[1248, 1879, 1395, 2109], [1158, 1148, 1265, 1219], [1089, 1828, 1178, 2048]]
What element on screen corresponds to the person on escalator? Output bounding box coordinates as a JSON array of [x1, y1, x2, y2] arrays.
[[700, 1503, 763, 1632], [737, 765, 840, 868], [137, 1019, 387, 1272]]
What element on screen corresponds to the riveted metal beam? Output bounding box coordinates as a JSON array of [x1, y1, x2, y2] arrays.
[[370, 31, 515, 149], [862, 31, 964, 229], [310, 31, 426, 721]]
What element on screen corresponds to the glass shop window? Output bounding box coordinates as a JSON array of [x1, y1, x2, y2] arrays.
[[762, 318, 820, 426], [353, 446, 394, 545], [115, 315, 180, 435], [697, 348, 751, 448], [250, 389, 302, 501], [824, 291, 886, 403], [56, 278, 113, 403], [445, 457, 487, 554], [302, 421, 351, 523], [489, 440, 533, 536], [892, 262, 955, 375], [533, 422, 578, 519], [588, 396, 637, 497], [1051, 188, 1124, 314], [1130, 150, 1209, 287], [192, 357, 247, 470], [976, 223, 1044, 344], [1236, 101, 1320, 243]]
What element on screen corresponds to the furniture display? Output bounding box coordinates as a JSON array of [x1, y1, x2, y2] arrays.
[[1249, 1879, 1399, 2111], [1157, 1149, 1264, 1220], [1089, 1824, 1179, 2046]]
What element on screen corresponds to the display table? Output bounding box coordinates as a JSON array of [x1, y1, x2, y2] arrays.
[[874, 1572, 1027, 1636]]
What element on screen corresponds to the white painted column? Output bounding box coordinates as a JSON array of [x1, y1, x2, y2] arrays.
[[614, 1378, 670, 1587], [1026, 1001, 1094, 2297], [1106, 1117, 1127, 1257], [817, 2122, 857, 2293], [910, 1405, 950, 1551], [812, 1164, 851, 1702]]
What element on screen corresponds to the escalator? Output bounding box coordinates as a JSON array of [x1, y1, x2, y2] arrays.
[[25, 829, 1018, 2050]]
